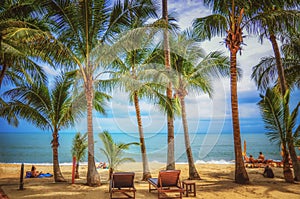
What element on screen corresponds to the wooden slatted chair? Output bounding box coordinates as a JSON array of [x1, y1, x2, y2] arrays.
[[109, 172, 136, 199], [148, 170, 184, 199]]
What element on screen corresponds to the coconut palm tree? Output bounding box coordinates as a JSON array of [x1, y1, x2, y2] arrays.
[[71, 132, 88, 179], [193, 0, 250, 184], [103, 0, 159, 181], [169, 30, 231, 179], [162, 0, 176, 171], [98, 130, 139, 180], [246, 0, 299, 96], [0, 71, 83, 182], [0, 0, 47, 87], [249, 0, 300, 180], [110, 50, 156, 181], [39, 0, 155, 186], [258, 88, 299, 183]]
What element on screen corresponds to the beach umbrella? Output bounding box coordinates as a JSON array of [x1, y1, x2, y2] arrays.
[[281, 144, 284, 157], [242, 140, 246, 156]]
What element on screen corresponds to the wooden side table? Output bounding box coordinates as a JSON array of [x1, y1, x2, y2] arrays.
[[182, 180, 196, 197]]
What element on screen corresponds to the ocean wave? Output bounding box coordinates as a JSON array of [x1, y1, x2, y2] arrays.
[[195, 159, 234, 164], [149, 159, 234, 165]]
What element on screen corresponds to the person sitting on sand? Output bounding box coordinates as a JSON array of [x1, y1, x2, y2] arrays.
[[244, 155, 250, 163], [249, 155, 258, 163], [257, 152, 265, 163], [97, 162, 107, 169], [263, 165, 274, 178], [31, 165, 42, 178]]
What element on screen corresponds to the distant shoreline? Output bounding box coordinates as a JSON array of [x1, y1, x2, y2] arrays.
[[0, 159, 236, 165]]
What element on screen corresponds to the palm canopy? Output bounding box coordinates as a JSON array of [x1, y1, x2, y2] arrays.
[[40, 0, 158, 67], [169, 29, 232, 98], [0, 0, 50, 86], [98, 130, 139, 170], [258, 88, 299, 146], [71, 132, 88, 162], [251, 56, 300, 92], [0, 71, 83, 131], [192, 0, 253, 42], [243, 0, 300, 42]]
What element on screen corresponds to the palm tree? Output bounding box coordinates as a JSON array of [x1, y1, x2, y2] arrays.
[[162, 0, 175, 171], [0, 0, 47, 87], [258, 88, 299, 183], [0, 71, 83, 182], [170, 30, 231, 179], [246, 0, 299, 96], [71, 132, 88, 179], [193, 0, 250, 184], [110, 50, 156, 181], [40, 0, 154, 186], [249, 1, 300, 180], [104, 0, 159, 181], [98, 130, 139, 179]]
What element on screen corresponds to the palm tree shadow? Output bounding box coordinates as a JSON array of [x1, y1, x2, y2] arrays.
[[197, 169, 300, 195]]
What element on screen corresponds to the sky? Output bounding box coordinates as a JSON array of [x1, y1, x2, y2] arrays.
[[0, 0, 299, 136]]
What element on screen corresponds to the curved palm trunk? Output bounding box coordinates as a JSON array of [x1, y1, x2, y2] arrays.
[[133, 92, 152, 180], [230, 51, 249, 184], [282, 144, 294, 183], [179, 95, 201, 180], [269, 34, 300, 180], [162, 0, 175, 170], [52, 129, 66, 182], [85, 77, 101, 186], [288, 140, 300, 181], [269, 34, 287, 95]]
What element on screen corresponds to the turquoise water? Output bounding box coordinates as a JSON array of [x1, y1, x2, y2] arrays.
[[0, 132, 289, 164]]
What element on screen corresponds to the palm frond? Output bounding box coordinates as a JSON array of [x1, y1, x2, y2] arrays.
[[251, 56, 278, 92], [193, 14, 227, 41], [258, 88, 286, 145]]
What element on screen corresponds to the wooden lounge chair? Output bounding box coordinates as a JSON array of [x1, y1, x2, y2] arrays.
[[109, 172, 136, 199], [148, 170, 184, 199]]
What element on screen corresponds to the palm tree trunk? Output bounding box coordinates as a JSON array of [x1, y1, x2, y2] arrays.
[[269, 34, 300, 180], [179, 95, 201, 180], [75, 162, 80, 179], [52, 128, 66, 182], [85, 77, 101, 186], [230, 51, 249, 184], [282, 144, 294, 183], [162, 0, 175, 170], [109, 167, 114, 180], [133, 92, 152, 180], [287, 130, 300, 181], [269, 34, 287, 95]]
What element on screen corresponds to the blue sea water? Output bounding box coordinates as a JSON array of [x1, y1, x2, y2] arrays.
[[0, 131, 288, 164]]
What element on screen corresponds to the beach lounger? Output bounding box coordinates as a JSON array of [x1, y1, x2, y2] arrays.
[[148, 170, 184, 199], [109, 172, 136, 199]]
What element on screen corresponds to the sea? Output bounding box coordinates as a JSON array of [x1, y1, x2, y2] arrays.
[[0, 131, 288, 165]]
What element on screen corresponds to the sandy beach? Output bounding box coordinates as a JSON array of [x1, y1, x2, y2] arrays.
[[0, 162, 299, 199]]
